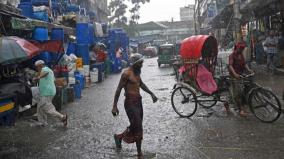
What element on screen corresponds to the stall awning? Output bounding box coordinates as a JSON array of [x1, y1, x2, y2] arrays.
[[11, 17, 75, 36], [0, 3, 24, 19]]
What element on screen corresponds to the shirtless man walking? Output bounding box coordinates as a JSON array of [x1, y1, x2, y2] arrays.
[[111, 53, 158, 158]]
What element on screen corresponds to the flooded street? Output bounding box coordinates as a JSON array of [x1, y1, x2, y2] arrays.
[[1, 58, 284, 159]]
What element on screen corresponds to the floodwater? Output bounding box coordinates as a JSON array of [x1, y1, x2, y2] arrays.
[[0, 57, 283, 159]]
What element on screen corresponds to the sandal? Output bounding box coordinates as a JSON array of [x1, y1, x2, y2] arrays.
[[114, 134, 122, 149], [62, 114, 68, 127], [239, 111, 248, 117]]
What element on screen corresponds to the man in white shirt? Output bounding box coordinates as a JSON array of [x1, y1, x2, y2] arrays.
[[264, 30, 278, 72]]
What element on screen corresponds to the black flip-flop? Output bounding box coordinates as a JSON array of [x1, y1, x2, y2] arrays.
[[63, 114, 68, 127], [114, 134, 122, 149]]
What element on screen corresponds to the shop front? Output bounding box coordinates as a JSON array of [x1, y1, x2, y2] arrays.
[[240, 0, 284, 66]]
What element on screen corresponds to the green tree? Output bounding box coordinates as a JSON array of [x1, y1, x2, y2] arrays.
[[108, 0, 150, 36], [108, 0, 128, 28], [128, 0, 150, 35]]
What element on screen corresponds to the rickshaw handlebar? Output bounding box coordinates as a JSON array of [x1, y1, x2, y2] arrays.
[[240, 73, 255, 79]]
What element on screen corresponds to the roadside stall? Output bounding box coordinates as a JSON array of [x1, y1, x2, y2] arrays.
[[0, 36, 40, 126]]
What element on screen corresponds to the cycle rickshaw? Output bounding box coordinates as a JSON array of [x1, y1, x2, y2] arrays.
[[171, 35, 282, 123]]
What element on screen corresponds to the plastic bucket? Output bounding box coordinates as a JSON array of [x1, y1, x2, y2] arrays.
[[74, 72, 85, 89], [90, 69, 98, 83], [76, 44, 90, 65], [32, 26, 48, 41], [18, 2, 33, 18], [72, 83, 81, 99], [91, 63, 104, 82], [51, 28, 64, 41], [66, 42, 76, 55], [76, 23, 89, 44], [83, 65, 90, 76]]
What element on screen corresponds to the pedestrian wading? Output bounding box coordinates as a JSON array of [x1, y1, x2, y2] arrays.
[[34, 60, 68, 127], [111, 53, 158, 158]]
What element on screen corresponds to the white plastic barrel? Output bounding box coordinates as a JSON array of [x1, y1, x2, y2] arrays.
[[90, 68, 98, 83], [83, 65, 90, 76]]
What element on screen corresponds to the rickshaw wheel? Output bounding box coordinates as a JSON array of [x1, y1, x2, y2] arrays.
[[248, 87, 282, 123], [171, 86, 198, 118]]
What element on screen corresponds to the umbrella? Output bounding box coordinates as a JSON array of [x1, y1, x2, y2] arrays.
[[0, 36, 40, 65]]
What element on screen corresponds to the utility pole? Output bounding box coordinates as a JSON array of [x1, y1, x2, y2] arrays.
[[194, 0, 197, 35], [194, 0, 202, 35], [233, 0, 242, 42]]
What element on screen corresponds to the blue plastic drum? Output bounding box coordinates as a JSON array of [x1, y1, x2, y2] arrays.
[[71, 83, 81, 99], [88, 24, 95, 44], [32, 26, 48, 41], [66, 42, 76, 55], [76, 44, 90, 65], [18, 2, 33, 18], [51, 28, 64, 41], [74, 72, 85, 89], [76, 23, 89, 44]]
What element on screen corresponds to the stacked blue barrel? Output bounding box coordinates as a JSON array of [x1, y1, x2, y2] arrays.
[[121, 32, 130, 64], [32, 26, 51, 64], [66, 42, 76, 55], [76, 22, 89, 65], [75, 18, 92, 88], [31, 0, 50, 22], [18, 1, 34, 18], [50, 27, 64, 62], [108, 28, 123, 73]]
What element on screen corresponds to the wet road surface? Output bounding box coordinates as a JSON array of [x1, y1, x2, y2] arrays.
[[1, 57, 284, 159]]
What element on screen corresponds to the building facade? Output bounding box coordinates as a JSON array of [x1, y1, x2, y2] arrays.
[[180, 5, 195, 21], [136, 20, 194, 44]]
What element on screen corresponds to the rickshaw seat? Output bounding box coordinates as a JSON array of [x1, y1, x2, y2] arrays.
[[196, 64, 218, 95]]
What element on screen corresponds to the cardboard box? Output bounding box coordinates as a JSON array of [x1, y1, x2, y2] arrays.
[[76, 58, 83, 69], [55, 78, 67, 87]]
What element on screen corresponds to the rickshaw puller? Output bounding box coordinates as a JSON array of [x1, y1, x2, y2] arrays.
[[228, 42, 254, 117]]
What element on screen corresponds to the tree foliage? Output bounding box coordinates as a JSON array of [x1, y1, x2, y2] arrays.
[[108, 0, 150, 36], [108, 0, 128, 28]]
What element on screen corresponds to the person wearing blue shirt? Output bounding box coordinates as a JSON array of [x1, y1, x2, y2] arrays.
[[34, 60, 67, 127]]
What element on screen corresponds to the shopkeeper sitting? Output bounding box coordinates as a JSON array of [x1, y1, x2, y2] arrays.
[[94, 43, 107, 63]]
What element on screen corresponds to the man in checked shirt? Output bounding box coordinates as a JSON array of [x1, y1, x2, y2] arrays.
[[264, 30, 278, 72]]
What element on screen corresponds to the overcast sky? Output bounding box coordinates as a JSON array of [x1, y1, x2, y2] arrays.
[[137, 0, 195, 23]]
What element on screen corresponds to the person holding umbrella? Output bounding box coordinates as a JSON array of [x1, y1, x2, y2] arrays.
[[33, 60, 67, 127]]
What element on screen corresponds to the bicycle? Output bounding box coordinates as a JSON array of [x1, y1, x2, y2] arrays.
[[171, 72, 282, 123]]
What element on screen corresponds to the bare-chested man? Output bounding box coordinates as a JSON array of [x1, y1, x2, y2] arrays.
[[111, 53, 158, 158]]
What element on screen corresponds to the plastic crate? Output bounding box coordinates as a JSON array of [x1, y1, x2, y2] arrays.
[[0, 110, 16, 126]]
